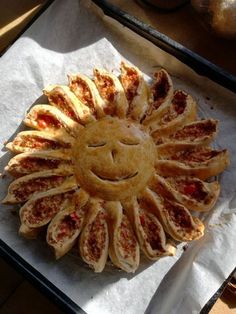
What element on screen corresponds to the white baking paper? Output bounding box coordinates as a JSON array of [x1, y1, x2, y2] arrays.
[[0, 1, 235, 313]]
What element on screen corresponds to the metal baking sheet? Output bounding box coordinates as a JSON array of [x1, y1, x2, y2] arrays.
[[0, 1, 235, 313]]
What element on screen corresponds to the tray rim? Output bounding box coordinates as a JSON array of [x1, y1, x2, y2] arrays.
[[0, 0, 235, 313]]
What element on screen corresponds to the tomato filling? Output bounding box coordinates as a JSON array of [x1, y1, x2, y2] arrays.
[[118, 214, 137, 260], [54, 211, 82, 242], [14, 135, 70, 150], [172, 120, 216, 141], [85, 211, 107, 262], [25, 192, 73, 225], [170, 148, 220, 163], [37, 114, 62, 129], [173, 180, 208, 201], [160, 91, 187, 125], [139, 209, 165, 252], [70, 78, 95, 113], [13, 175, 67, 202], [121, 68, 139, 104], [164, 201, 192, 229], [49, 89, 78, 122], [149, 71, 170, 113], [16, 157, 71, 174]]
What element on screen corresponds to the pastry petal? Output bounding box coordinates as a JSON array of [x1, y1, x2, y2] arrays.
[[120, 61, 149, 121], [6, 130, 72, 153], [143, 69, 173, 125], [5, 150, 73, 177], [149, 174, 220, 212], [123, 198, 175, 260], [106, 201, 140, 273], [151, 90, 197, 138], [140, 189, 205, 241], [68, 73, 105, 119], [156, 146, 230, 180], [94, 68, 128, 118], [2, 169, 74, 204], [19, 176, 77, 229], [47, 189, 89, 259], [79, 199, 109, 272], [24, 104, 82, 137], [44, 85, 94, 124], [156, 119, 218, 146]]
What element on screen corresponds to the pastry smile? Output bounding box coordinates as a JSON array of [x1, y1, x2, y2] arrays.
[[92, 171, 138, 182]]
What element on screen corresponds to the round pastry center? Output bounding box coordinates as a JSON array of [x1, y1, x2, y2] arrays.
[[72, 117, 156, 200]]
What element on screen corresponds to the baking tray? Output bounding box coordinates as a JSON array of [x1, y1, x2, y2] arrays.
[[0, 1, 235, 313]]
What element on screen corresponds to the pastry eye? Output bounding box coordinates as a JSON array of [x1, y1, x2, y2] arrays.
[[119, 139, 140, 146], [88, 142, 106, 148]]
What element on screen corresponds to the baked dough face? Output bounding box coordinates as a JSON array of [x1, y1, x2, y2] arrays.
[[73, 117, 156, 200], [3, 62, 230, 273]]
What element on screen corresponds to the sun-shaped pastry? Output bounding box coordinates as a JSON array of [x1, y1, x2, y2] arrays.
[[2, 62, 230, 273]]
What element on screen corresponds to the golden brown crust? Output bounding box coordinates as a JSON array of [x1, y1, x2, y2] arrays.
[[150, 90, 197, 138], [155, 119, 218, 147], [123, 198, 175, 260], [6, 130, 73, 154], [79, 199, 109, 272], [2, 169, 74, 204], [149, 174, 220, 212], [155, 147, 230, 180], [24, 104, 83, 137], [5, 150, 73, 177], [120, 62, 149, 121], [73, 117, 156, 200], [106, 201, 140, 272], [19, 177, 77, 229], [143, 69, 173, 126], [94, 68, 128, 118], [139, 189, 205, 242], [47, 189, 89, 259], [68, 74, 105, 119], [44, 85, 94, 124]]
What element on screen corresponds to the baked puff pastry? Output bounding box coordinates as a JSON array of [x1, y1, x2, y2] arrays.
[[143, 69, 173, 126], [44, 85, 94, 124], [2, 63, 230, 273], [149, 174, 220, 212], [47, 189, 89, 259], [151, 90, 197, 138], [120, 61, 149, 121], [141, 189, 205, 242], [123, 198, 175, 260], [2, 169, 74, 204], [5, 150, 72, 177], [6, 130, 72, 153], [19, 176, 77, 229], [156, 146, 230, 180], [68, 73, 105, 119], [93, 68, 128, 118], [156, 119, 218, 147], [105, 201, 140, 273], [24, 104, 82, 137], [79, 200, 109, 272]]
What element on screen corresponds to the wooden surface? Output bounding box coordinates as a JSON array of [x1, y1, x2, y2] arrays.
[[0, 0, 235, 313]]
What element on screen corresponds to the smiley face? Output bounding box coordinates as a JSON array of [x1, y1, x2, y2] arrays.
[[72, 117, 156, 200]]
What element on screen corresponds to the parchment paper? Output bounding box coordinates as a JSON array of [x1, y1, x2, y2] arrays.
[[0, 1, 236, 313]]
